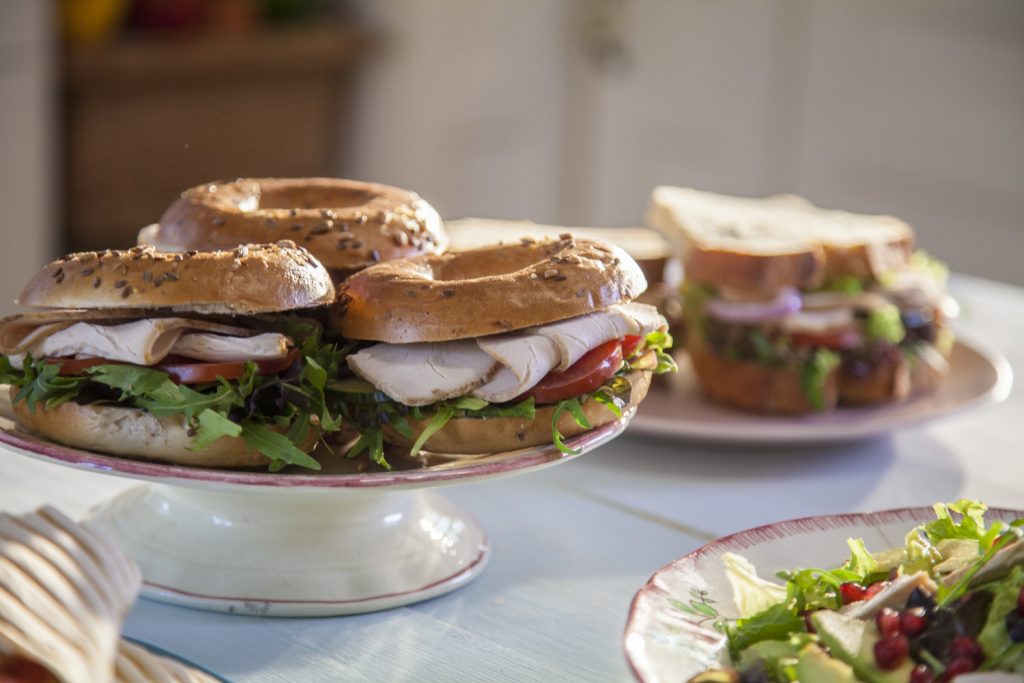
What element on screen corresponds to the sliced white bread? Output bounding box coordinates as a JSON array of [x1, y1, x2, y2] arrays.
[[646, 186, 914, 291]]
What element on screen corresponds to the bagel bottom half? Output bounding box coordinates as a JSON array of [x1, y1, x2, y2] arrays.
[[383, 370, 652, 455], [10, 391, 310, 467]]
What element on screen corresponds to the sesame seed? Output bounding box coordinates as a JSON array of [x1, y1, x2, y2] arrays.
[[142, 271, 153, 282], [370, 249, 380, 262], [555, 274, 568, 281], [441, 288, 456, 298], [93, 277, 101, 288], [173, 254, 184, 261], [121, 287, 132, 298], [405, 290, 417, 298], [236, 245, 249, 258], [289, 209, 298, 217], [114, 280, 127, 288], [52, 268, 64, 281], [521, 237, 536, 246], [80, 267, 94, 276], [352, 240, 364, 249], [529, 272, 539, 280], [164, 272, 179, 282], [393, 232, 409, 247], [291, 223, 303, 231], [212, 217, 226, 226], [310, 224, 330, 235], [185, 250, 198, 257], [265, 218, 278, 228], [543, 269, 559, 280]]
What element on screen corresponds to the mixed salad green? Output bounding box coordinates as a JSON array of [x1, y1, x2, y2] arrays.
[[693, 501, 1024, 683]]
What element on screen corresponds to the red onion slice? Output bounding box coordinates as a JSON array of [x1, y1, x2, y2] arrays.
[[705, 287, 802, 323]]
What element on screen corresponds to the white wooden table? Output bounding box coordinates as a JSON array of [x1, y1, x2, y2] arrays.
[[1, 274, 1020, 682]]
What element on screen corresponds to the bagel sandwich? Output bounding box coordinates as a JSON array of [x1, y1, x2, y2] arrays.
[[138, 177, 448, 282], [647, 187, 956, 414], [0, 242, 345, 470], [328, 236, 677, 464]]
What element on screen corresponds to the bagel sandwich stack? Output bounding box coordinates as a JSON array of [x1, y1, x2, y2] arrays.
[[327, 235, 677, 463], [0, 505, 217, 682], [647, 187, 955, 414], [139, 178, 448, 281], [0, 242, 345, 470]]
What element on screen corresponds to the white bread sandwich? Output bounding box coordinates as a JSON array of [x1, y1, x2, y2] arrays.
[[647, 187, 955, 414], [0, 242, 345, 470], [328, 235, 677, 463]]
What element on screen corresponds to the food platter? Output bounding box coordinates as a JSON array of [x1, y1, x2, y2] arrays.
[[623, 505, 1024, 683], [0, 402, 633, 617], [629, 338, 1011, 444]]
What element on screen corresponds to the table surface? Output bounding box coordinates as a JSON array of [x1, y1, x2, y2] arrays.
[[1, 274, 1020, 683]]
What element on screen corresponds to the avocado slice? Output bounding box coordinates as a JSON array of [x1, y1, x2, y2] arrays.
[[796, 643, 862, 683], [811, 611, 914, 683]]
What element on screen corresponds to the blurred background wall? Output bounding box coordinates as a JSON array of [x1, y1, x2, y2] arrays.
[[0, 0, 1022, 315]]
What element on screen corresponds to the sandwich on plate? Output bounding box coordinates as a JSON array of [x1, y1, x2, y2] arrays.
[[328, 235, 677, 465], [0, 242, 344, 471], [647, 187, 955, 414]]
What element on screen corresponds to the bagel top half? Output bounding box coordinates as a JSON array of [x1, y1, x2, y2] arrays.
[[330, 236, 648, 343], [145, 177, 448, 275], [17, 241, 335, 315]]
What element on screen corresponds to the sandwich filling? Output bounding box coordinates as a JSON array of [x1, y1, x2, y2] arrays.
[[335, 302, 676, 465], [684, 252, 955, 410], [0, 316, 345, 471]]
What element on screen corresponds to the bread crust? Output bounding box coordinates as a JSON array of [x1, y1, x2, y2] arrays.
[[331, 236, 648, 342], [383, 370, 651, 454], [17, 242, 335, 314], [151, 178, 448, 273], [646, 186, 915, 290], [687, 340, 838, 415], [10, 394, 313, 468]]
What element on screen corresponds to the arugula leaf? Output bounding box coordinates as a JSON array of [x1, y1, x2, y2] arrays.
[[551, 397, 591, 455], [192, 408, 243, 450], [241, 421, 321, 471], [924, 499, 991, 543], [865, 304, 905, 344], [842, 538, 879, 577], [409, 405, 456, 456]]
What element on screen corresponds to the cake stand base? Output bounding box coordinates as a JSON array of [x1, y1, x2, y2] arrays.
[[86, 484, 489, 617]]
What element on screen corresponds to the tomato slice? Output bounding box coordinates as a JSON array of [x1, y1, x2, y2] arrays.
[[621, 335, 644, 359], [521, 339, 623, 405], [49, 349, 300, 385], [789, 330, 861, 350], [0, 659, 54, 683], [157, 349, 300, 384]]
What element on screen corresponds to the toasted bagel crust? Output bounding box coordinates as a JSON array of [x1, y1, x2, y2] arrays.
[[383, 370, 651, 454], [17, 242, 335, 314], [10, 395, 305, 467], [150, 178, 447, 274], [331, 237, 648, 342]]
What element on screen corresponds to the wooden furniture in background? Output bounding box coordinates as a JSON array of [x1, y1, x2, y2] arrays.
[[63, 22, 364, 251]]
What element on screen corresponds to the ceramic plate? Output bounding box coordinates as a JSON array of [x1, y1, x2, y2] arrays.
[[629, 338, 1011, 444], [623, 506, 1024, 683], [0, 405, 632, 492]]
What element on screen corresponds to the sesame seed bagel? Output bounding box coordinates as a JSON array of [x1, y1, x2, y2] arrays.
[[145, 178, 448, 278], [17, 242, 335, 315], [330, 236, 648, 343], [10, 393, 315, 468]]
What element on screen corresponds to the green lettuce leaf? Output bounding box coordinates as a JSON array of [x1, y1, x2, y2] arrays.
[[800, 349, 839, 411]]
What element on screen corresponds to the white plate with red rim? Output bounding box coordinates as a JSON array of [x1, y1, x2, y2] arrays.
[[629, 338, 1012, 444], [623, 506, 1024, 683]]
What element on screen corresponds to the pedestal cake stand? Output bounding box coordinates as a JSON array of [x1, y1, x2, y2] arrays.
[[0, 409, 632, 617]]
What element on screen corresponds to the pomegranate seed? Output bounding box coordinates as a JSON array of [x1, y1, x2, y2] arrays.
[[865, 581, 887, 599], [949, 635, 984, 665], [1018, 585, 1024, 616], [801, 610, 816, 633], [910, 665, 935, 683], [874, 633, 910, 670], [840, 582, 868, 603], [876, 607, 902, 636], [900, 606, 929, 636], [941, 656, 977, 681]]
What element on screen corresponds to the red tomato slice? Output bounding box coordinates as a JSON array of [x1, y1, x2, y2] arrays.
[[789, 330, 861, 350], [157, 349, 300, 384], [0, 659, 54, 683], [49, 349, 300, 385], [522, 339, 623, 405], [621, 335, 644, 359]]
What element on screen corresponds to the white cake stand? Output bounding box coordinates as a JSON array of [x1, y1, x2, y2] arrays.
[[0, 411, 632, 617]]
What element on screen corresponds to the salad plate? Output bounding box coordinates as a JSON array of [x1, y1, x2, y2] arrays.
[[629, 338, 1011, 444], [624, 504, 1024, 683], [0, 401, 633, 617]]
